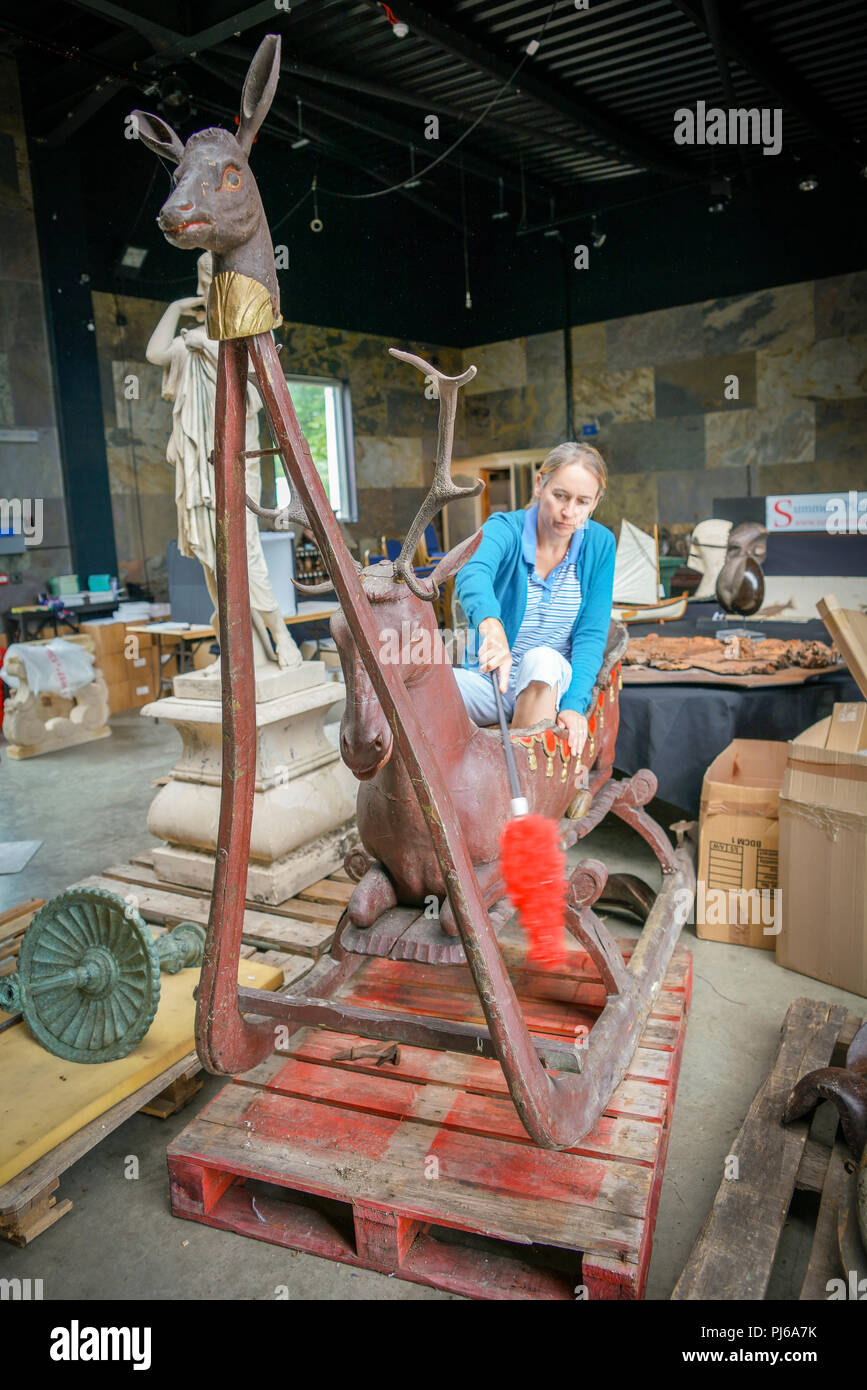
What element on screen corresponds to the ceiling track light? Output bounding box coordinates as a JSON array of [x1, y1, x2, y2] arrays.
[[491, 176, 509, 221], [591, 214, 606, 249], [707, 175, 732, 213], [291, 97, 310, 150], [543, 197, 560, 238], [404, 145, 421, 189]]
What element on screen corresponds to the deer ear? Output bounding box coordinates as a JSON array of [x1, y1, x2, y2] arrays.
[[131, 110, 185, 165], [430, 530, 483, 588], [237, 34, 281, 155]]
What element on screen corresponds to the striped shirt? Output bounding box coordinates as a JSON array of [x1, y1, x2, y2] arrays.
[[507, 505, 584, 689]]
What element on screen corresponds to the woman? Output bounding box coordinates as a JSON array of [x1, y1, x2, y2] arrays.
[[454, 442, 615, 776], [145, 251, 298, 669]]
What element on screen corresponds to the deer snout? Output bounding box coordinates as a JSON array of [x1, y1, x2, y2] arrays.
[[339, 725, 392, 780]]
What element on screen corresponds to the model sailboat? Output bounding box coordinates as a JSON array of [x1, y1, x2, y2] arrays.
[[612, 519, 687, 623]]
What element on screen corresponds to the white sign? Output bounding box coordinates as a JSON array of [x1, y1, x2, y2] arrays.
[[766, 491, 867, 533]]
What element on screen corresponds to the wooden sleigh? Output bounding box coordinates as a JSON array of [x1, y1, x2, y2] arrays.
[[133, 34, 695, 1153]]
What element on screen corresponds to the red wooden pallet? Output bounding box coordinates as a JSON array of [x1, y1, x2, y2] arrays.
[[168, 939, 692, 1299]]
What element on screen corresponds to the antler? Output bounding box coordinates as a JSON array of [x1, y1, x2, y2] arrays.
[[245, 493, 309, 529], [388, 349, 483, 600]]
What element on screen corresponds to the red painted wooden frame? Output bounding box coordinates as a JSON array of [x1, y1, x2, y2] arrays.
[[197, 332, 694, 1151]]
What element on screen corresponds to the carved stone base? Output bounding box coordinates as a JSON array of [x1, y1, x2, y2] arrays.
[[153, 819, 358, 905], [142, 664, 357, 900]]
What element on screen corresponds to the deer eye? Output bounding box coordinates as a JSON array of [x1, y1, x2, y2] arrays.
[[220, 167, 242, 191]]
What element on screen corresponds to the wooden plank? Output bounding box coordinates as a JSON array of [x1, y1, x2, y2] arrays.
[[337, 969, 683, 1048], [278, 1027, 674, 1121], [799, 1138, 854, 1301], [237, 1052, 662, 1165], [794, 1138, 832, 1195], [297, 879, 354, 906], [74, 875, 332, 958], [0, 1051, 198, 1216], [101, 863, 341, 929], [672, 997, 850, 1301], [0, 899, 44, 933]]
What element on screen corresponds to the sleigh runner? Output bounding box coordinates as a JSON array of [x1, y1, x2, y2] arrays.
[[133, 34, 695, 1153]]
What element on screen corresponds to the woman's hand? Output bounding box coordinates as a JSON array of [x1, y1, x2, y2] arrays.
[[478, 617, 512, 694], [556, 709, 589, 784]]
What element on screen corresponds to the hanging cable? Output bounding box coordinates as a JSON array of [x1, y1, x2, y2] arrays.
[[460, 156, 471, 310], [313, 0, 559, 201]]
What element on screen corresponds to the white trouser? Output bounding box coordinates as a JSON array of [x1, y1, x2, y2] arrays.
[[453, 646, 572, 724]]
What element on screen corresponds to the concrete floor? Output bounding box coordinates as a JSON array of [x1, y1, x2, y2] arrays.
[[1, 710, 863, 1301]]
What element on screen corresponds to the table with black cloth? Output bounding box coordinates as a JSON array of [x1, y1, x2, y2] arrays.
[[612, 602, 862, 814]]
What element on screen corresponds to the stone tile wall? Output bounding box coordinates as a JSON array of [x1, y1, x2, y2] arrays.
[[91, 291, 461, 586], [456, 274, 867, 536], [0, 59, 70, 611], [91, 270, 866, 586]]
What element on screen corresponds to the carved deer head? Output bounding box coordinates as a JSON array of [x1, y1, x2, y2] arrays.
[[130, 34, 282, 324], [326, 350, 483, 776], [332, 533, 481, 778]]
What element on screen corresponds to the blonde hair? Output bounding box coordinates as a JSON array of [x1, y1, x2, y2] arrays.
[[538, 442, 608, 501]]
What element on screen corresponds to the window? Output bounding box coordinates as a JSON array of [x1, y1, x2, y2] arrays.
[[274, 377, 357, 523]]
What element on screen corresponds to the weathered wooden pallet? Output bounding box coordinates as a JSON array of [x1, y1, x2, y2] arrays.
[[73, 873, 335, 964], [168, 941, 692, 1299], [672, 998, 865, 1301], [0, 1050, 205, 1245]]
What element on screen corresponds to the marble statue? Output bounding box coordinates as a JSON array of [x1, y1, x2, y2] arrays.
[[145, 252, 299, 669]]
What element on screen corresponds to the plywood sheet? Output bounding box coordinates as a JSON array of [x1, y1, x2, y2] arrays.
[[0, 956, 282, 1188]]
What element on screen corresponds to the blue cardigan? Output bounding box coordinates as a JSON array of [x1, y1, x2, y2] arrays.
[[455, 509, 616, 715]]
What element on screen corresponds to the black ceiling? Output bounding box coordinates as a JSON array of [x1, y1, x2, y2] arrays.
[[2, 0, 866, 341]]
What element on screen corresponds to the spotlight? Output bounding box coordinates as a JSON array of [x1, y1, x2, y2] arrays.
[[380, 4, 408, 36], [798, 175, 819, 192], [115, 244, 148, 279], [708, 176, 732, 213], [292, 98, 309, 150], [404, 146, 422, 189], [491, 177, 509, 221], [591, 215, 606, 249], [158, 76, 191, 120]]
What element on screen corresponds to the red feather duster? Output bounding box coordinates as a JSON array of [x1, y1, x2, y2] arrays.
[[500, 813, 568, 970]]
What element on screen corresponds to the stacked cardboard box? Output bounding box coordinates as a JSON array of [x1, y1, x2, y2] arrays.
[[776, 595, 867, 997], [80, 620, 160, 711]]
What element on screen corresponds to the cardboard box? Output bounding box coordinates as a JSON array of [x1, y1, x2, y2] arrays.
[[124, 623, 151, 651], [773, 598, 867, 996], [128, 673, 158, 707], [696, 739, 789, 949], [96, 652, 128, 687], [80, 620, 124, 657], [107, 680, 133, 714], [777, 708, 867, 996], [825, 701, 867, 752]]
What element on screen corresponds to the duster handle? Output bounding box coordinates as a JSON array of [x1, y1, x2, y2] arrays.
[[491, 673, 528, 816]]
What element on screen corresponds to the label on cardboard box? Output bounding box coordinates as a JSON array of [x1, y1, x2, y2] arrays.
[[825, 702, 867, 753]]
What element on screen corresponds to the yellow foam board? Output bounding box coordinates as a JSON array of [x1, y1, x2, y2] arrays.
[[0, 957, 283, 1188]]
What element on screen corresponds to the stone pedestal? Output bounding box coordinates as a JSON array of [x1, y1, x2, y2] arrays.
[[142, 660, 357, 904]]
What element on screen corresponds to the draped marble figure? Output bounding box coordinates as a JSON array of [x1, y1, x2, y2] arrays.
[[146, 252, 298, 669]]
